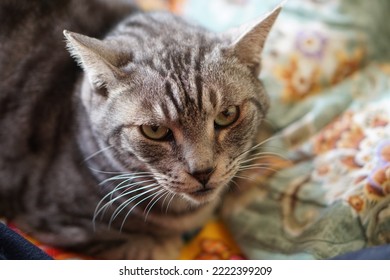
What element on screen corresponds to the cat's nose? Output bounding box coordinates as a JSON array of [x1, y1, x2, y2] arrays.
[[190, 168, 214, 187]]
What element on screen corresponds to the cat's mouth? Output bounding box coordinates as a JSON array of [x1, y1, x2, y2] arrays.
[[190, 187, 214, 197], [183, 185, 219, 204]]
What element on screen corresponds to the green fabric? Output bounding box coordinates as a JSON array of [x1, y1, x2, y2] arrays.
[[224, 63, 390, 259]]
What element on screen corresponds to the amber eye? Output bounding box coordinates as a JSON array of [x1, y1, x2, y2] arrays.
[[214, 106, 240, 128], [140, 125, 171, 140]]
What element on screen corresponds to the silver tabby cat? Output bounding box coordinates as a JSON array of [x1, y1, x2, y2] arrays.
[[0, 0, 280, 259]]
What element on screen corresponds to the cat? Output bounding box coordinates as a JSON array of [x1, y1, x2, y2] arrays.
[[0, 0, 280, 259]]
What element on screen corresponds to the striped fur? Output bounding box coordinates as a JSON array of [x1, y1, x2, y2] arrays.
[[0, 1, 280, 259]]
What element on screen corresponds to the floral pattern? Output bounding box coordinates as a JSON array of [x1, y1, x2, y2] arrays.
[[310, 100, 390, 208], [269, 29, 366, 103], [275, 54, 322, 102], [295, 30, 328, 59]]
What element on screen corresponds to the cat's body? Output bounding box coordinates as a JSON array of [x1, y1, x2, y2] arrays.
[[0, 0, 280, 259]]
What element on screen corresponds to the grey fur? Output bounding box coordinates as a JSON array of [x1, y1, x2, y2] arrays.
[[0, 0, 280, 259]]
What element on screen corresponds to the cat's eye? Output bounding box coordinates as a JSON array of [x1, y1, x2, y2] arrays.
[[215, 106, 240, 128], [140, 125, 171, 141]]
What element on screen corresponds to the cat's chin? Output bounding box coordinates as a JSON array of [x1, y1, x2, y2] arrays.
[[180, 188, 221, 206]]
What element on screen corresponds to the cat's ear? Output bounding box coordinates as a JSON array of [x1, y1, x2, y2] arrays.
[[63, 30, 124, 94], [228, 5, 281, 76]]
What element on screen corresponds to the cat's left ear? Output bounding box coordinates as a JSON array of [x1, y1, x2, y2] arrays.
[[63, 30, 124, 95], [227, 5, 282, 76]]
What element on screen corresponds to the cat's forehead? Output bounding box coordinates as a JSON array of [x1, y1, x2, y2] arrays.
[[124, 72, 221, 123], [107, 12, 266, 126], [111, 11, 221, 67], [136, 52, 250, 100]]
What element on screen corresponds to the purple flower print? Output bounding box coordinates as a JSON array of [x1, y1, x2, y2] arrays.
[[375, 139, 390, 166], [295, 30, 327, 59]]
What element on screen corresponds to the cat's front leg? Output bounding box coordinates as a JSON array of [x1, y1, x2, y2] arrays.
[[96, 234, 183, 260]]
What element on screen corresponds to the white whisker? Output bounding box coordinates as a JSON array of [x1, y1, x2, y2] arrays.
[[88, 167, 128, 175], [144, 189, 167, 221], [230, 179, 240, 189], [109, 184, 159, 229], [93, 180, 156, 227], [238, 136, 279, 158], [97, 179, 154, 211], [105, 178, 157, 218], [119, 186, 161, 231], [249, 150, 289, 159], [83, 145, 114, 162], [161, 190, 171, 210], [165, 192, 176, 214], [238, 165, 279, 173], [239, 154, 278, 165], [233, 174, 257, 182], [99, 172, 154, 186]]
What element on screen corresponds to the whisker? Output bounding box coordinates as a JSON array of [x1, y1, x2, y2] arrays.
[[165, 192, 177, 214], [257, 144, 287, 152], [248, 149, 289, 159], [161, 190, 171, 211], [119, 186, 161, 231], [239, 154, 282, 165], [110, 177, 155, 197], [230, 179, 240, 189], [97, 178, 155, 213], [109, 184, 159, 229], [93, 180, 156, 227], [83, 145, 114, 162], [240, 151, 290, 163], [240, 162, 277, 168], [88, 167, 128, 175], [238, 165, 279, 173], [233, 174, 258, 182], [239, 136, 280, 157], [143, 189, 164, 215], [144, 190, 167, 221], [227, 136, 287, 172], [99, 172, 154, 186], [104, 178, 157, 218]]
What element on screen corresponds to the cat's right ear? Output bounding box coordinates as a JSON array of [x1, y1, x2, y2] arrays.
[[63, 30, 124, 95]]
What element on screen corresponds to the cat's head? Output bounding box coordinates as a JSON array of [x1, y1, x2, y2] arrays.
[[64, 7, 280, 206]]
